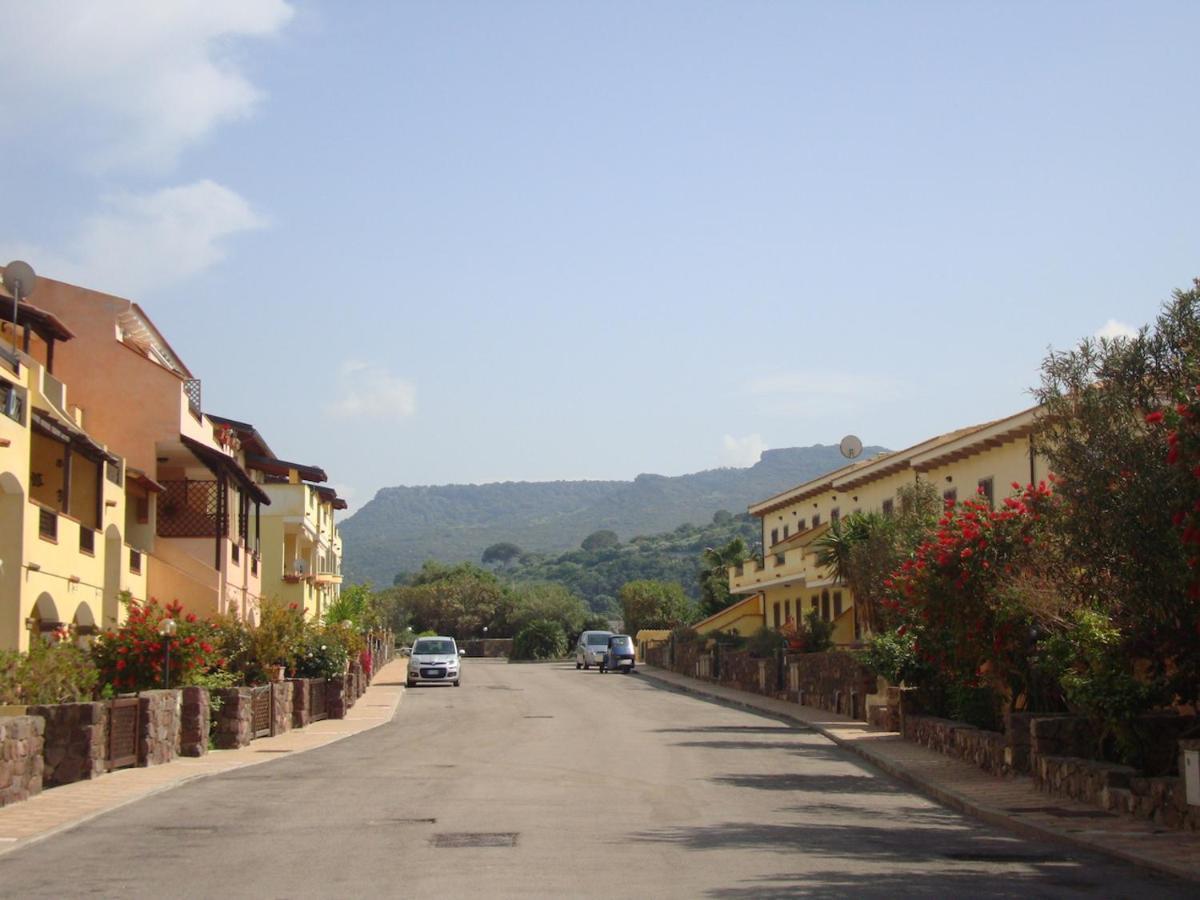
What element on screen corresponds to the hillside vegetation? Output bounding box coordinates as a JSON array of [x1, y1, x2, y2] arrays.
[[341, 444, 886, 585]]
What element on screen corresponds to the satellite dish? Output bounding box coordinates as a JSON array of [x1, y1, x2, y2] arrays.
[[2, 261, 37, 299], [839, 435, 863, 459]]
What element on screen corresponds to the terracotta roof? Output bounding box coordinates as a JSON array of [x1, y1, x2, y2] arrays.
[[314, 484, 348, 510], [2, 298, 75, 343], [126, 467, 165, 493], [246, 454, 327, 484], [207, 414, 277, 461]]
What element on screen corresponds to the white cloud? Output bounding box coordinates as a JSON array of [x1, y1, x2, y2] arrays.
[[0, 0, 294, 172], [327, 361, 417, 422], [1094, 319, 1139, 341], [4, 180, 265, 296], [744, 371, 901, 418], [721, 433, 767, 467]]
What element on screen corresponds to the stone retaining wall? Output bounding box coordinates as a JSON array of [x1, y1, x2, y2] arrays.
[[327, 677, 349, 719], [0, 716, 44, 806], [903, 713, 1011, 776], [28, 701, 107, 786], [138, 690, 180, 767], [212, 688, 252, 749], [179, 687, 209, 757], [787, 652, 875, 718], [461, 638, 513, 658], [271, 682, 293, 736], [289, 678, 313, 728]]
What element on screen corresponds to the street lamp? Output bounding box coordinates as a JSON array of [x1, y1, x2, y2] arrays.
[[159, 618, 177, 689]]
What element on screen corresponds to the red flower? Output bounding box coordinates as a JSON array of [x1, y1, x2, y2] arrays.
[[200, 642, 214, 654], [1145, 410, 1165, 424], [116, 659, 126, 671]]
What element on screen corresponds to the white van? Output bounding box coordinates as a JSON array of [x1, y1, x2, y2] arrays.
[[575, 630, 613, 670]]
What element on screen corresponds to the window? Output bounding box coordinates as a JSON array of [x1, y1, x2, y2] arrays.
[[782, 524, 789, 539], [833, 591, 843, 617], [773, 603, 781, 628], [798, 518, 806, 531], [0, 378, 25, 424], [774, 552, 786, 566], [129, 548, 142, 574], [821, 591, 831, 621], [943, 488, 958, 504], [882, 498, 894, 517], [79, 527, 95, 555], [771, 528, 779, 545], [784, 599, 791, 621], [812, 513, 821, 527], [978, 476, 995, 509], [106, 459, 123, 486], [831, 507, 840, 524]]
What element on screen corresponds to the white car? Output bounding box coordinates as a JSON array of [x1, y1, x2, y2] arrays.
[[406, 636, 463, 687], [575, 630, 613, 670]]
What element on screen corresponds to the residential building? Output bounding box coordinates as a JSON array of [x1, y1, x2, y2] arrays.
[[726, 407, 1044, 645], [28, 278, 269, 623], [0, 295, 144, 651], [210, 416, 346, 620]]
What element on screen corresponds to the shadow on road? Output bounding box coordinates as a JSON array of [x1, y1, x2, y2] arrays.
[[654, 725, 802, 735]]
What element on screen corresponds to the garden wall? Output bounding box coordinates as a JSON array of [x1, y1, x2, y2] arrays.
[[138, 690, 180, 767], [0, 715, 44, 806], [29, 701, 107, 786], [179, 686, 209, 757], [461, 638, 513, 658]]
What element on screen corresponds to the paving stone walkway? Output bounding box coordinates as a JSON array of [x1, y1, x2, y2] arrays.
[[638, 664, 1200, 884], [0, 660, 406, 855]]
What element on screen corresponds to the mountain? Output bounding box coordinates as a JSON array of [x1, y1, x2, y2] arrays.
[[340, 444, 888, 585]]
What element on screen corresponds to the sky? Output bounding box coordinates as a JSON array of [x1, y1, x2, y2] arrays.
[[2, 1, 1199, 514]]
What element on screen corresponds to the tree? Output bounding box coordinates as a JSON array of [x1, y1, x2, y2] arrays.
[[581, 530, 620, 551], [698, 537, 748, 618], [508, 582, 588, 643], [379, 561, 516, 638], [482, 542, 523, 567], [619, 579, 693, 636]]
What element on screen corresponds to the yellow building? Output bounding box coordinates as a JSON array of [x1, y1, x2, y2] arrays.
[[211, 416, 346, 621], [0, 298, 144, 651], [729, 407, 1044, 646]]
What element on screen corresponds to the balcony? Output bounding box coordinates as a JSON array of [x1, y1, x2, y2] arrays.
[[730, 546, 811, 594]]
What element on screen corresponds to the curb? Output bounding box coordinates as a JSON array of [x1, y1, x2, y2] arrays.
[[636, 667, 1198, 885]]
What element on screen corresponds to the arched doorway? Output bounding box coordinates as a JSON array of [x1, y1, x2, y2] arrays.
[[72, 600, 97, 648], [27, 592, 62, 644]]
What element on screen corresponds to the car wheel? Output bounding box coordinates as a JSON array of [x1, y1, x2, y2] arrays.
[[406, 679, 416, 688], [584, 662, 590, 670], [453, 679, 460, 687], [576, 661, 581, 670]]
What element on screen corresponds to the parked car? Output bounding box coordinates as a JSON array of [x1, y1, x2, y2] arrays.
[[600, 634, 636, 674], [575, 630, 614, 669], [406, 636, 463, 687]]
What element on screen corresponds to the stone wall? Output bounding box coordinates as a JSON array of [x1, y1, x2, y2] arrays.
[[0, 716, 44, 806], [212, 688, 252, 749], [787, 652, 875, 718], [271, 681, 293, 736], [327, 676, 349, 719], [137, 690, 180, 767], [903, 713, 1011, 777], [29, 701, 107, 786], [179, 686, 209, 757], [289, 678, 313, 729]]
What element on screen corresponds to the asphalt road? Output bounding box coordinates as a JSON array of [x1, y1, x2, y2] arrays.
[[0, 659, 1191, 898]]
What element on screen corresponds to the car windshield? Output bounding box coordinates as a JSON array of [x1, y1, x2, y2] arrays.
[[586, 633, 612, 646], [609, 636, 633, 651], [413, 639, 455, 655]]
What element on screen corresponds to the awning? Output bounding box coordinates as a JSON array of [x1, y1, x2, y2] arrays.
[[126, 467, 165, 493], [246, 453, 327, 483], [180, 435, 271, 505], [314, 484, 348, 510], [30, 408, 119, 465]]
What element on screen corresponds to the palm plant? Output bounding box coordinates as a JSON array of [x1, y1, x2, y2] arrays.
[[698, 537, 748, 618]]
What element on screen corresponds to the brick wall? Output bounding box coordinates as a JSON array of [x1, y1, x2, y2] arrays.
[[29, 701, 107, 786], [0, 716, 44, 806]]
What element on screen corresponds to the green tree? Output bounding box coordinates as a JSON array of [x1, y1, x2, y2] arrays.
[[619, 579, 693, 636], [581, 529, 620, 551], [509, 582, 588, 643], [482, 542, 523, 567], [511, 619, 567, 660], [698, 537, 748, 618], [380, 561, 516, 638]]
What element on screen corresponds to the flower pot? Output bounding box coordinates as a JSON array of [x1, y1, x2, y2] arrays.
[[268, 665, 286, 682]]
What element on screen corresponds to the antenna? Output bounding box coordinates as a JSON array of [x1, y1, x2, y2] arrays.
[[839, 435, 863, 459], [3, 260, 36, 360]]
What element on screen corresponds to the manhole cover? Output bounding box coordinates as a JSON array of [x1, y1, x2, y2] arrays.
[[432, 832, 519, 848]]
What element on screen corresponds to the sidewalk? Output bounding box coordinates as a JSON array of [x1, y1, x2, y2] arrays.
[[638, 664, 1200, 885], [0, 659, 406, 857]]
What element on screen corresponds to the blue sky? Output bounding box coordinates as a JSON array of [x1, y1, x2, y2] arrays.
[[2, 1, 1198, 512]]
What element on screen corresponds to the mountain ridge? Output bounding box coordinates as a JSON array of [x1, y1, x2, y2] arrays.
[[340, 444, 888, 585]]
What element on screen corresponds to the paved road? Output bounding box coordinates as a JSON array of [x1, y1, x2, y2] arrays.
[[0, 659, 1190, 898]]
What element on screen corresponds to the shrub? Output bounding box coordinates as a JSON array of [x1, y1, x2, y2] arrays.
[[0, 634, 99, 705], [292, 628, 350, 680], [861, 628, 928, 685], [92, 597, 222, 692], [511, 619, 566, 660], [746, 626, 784, 658], [797, 610, 835, 654]]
